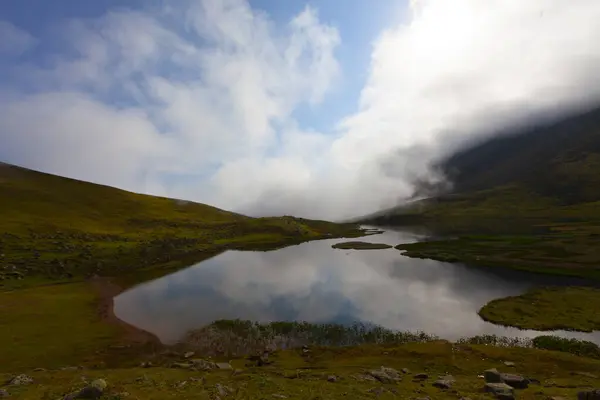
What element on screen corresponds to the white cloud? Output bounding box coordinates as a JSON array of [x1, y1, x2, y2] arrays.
[[1, 0, 600, 220]]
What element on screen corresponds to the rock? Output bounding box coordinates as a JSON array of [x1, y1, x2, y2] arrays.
[[65, 379, 107, 400], [189, 359, 218, 370], [578, 389, 600, 400], [170, 362, 193, 369], [401, 368, 410, 374], [414, 373, 429, 380], [140, 361, 153, 368], [368, 366, 401, 383], [216, 362, 232, 370], [433, 379, 453, 389], [272, 395, 288, 399], [0, 389, 9, 398], [504, 361, 516, 367], [327, 375, 338, 383], [501, 373, 529, 389], [484, 368, 503, 383], [575, 372, 599, 379], [9, 374, 33, 385], [484, 383, 515, 400], [368, 387, 387, 396], [184, 351, 195, 358], [216, 384, 234, 397], [353, 374, 377, 382]]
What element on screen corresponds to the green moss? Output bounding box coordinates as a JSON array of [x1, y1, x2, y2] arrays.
[[332, 241, 392, 250], [478, 287, 600, 332]]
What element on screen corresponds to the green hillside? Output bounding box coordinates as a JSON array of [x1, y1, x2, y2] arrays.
[[361, 107, 600, 279], [0, 163, 362, 286]]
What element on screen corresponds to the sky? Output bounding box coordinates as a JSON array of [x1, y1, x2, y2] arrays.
[[1, 0, 600, 220]]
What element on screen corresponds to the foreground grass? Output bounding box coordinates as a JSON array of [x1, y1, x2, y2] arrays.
[[4, 337, 600, 399], [0, 164, 364, 288], [0, 282, 119, 372], [478, 287, 600, 332]]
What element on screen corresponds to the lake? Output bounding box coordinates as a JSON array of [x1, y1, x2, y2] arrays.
[[114, 227, 600, 345]]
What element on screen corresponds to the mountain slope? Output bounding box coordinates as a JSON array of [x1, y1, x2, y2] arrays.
[[361, 106, 600, 229], [0, 163, 361, 285]]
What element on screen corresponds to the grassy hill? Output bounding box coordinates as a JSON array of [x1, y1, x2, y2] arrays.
[[0, 163, 362, 287]]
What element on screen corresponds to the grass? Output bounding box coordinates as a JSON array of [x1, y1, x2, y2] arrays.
[[0, 164, 364, 288], [478, 287, 600, 332], [0, 282, 119, 372], [4, 330, 600, 399], [331, 241, 392, 250], [394, 224, 600, 280]]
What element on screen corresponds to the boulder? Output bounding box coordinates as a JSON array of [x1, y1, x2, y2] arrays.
[[9, 374, 33, 385], [500, 373, 529, 389], [484, 368, 503, 383], [368, 367, 401, 383], [578, 389, 600, 400], [327, 375, 338, 383], [484, 383, 515, 400], [433, 379, 453, 389], [0, 389, 9, 398]]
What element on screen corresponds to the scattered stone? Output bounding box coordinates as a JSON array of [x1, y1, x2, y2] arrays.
[[327, 375, 338, 383], [504, 361, 516, 367], [368, 387, 387, 396], [414, 373, 429, 380], [415, 397, 431, 400], [433, 379, 453, 389], [548, 397, 568, 400], [501, 373, 529, 389], [574, 372, 599, 379], [9, 374, 33, 385], [33, 368, 46, 372], [578, 389, 600, 400], [231, 369, 244, 376], [61, 366, 81, 371], [302, 345, 310, 354], [175, 381, 188, 389], [140, 361, 153, 368], [216, 383, 234, 397], [401, 368, 411, 374], [484, 383, 515, 400], [0, 389, 9, 398], [484, 368, 504, 383], [184, 351, 195, 359], [272, 395, 288, 399], [216, 362, 233, 370], [65, 379, 107, 400], [353, 374, 377, 382], [170, 362, 193, 369], [190, 359, 218, 370], [368, 366, 401, 383], [460, 397, 472, 400], [117, 392, 130, 397]]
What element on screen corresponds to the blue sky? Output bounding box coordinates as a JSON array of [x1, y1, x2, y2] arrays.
[[1, 1, 599, 219], [0, 0, 403, 133]]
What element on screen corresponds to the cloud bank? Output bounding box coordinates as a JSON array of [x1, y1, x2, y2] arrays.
[[1, 0, 600, 220]]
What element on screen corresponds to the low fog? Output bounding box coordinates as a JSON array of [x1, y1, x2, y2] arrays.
[[1, 0, 600, 220]]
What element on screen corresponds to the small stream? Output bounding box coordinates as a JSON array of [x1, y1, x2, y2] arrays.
[[114, 227, 600, 345]]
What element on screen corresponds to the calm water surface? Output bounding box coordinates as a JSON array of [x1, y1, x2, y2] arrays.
[[114, 228, 600, 344]]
